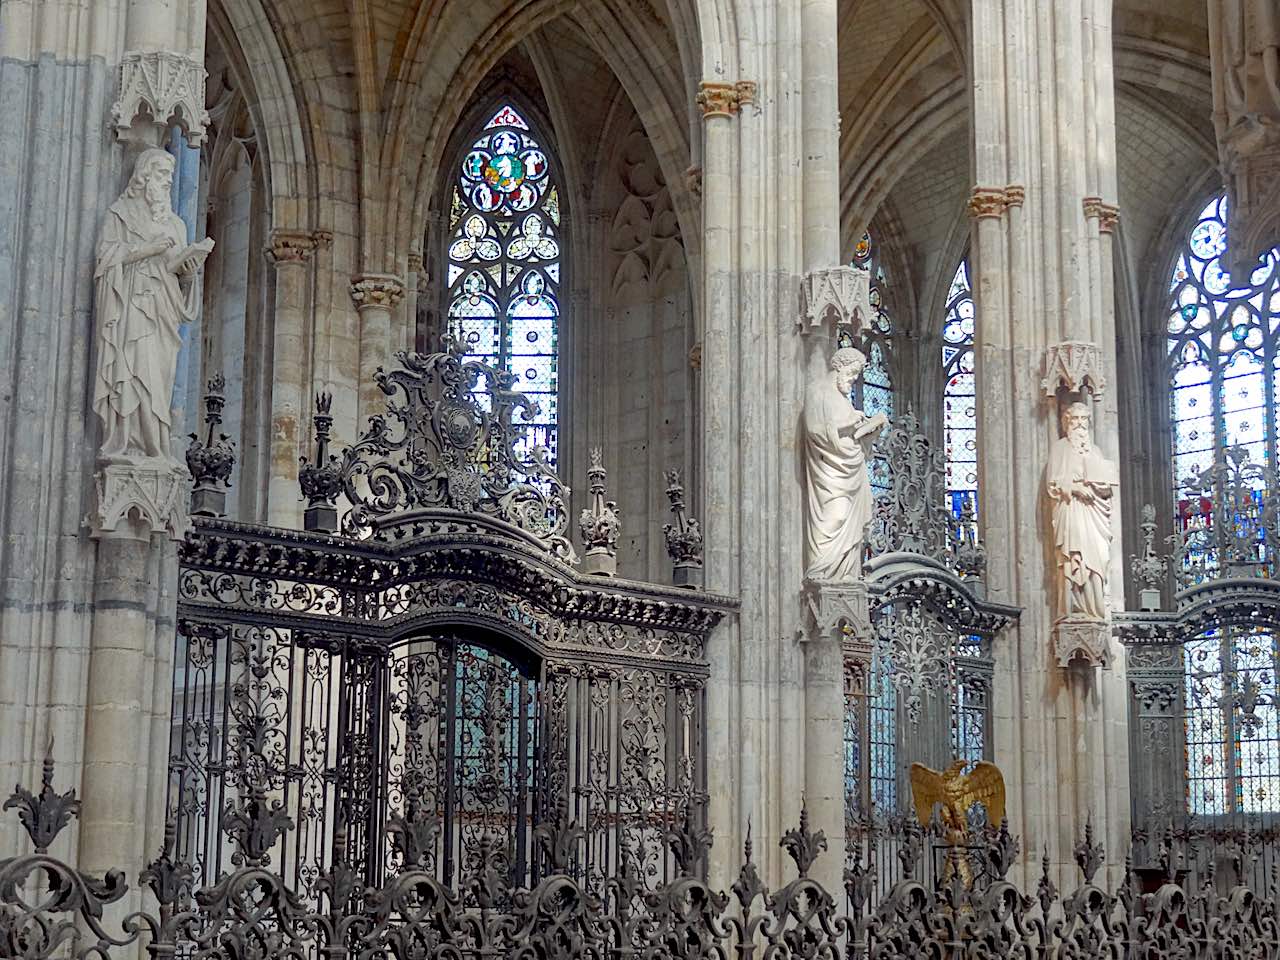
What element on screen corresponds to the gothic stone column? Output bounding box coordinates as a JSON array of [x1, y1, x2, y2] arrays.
[[0, 0, 206, 878], [266, 229, 319, 527], [970, 0, 1130, 886], [351, 273, 407, 423]]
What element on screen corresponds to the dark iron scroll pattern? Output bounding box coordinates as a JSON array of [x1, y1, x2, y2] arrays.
[[14, 762, 1280, 959], [333, 338, 575, 559]]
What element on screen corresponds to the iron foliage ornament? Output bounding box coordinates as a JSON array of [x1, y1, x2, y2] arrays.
[[328, 337, 575, 558], [185, 373, 236, 517], [9, 760, 1280, 959]]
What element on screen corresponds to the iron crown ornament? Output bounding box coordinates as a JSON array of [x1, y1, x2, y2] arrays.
[[317, 337, 575, 560]]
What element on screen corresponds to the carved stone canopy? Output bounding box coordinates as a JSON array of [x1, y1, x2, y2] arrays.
[[798, 265, 872, 333], [1042, 341, 1107, 398], [91, 459, 190, 542], [112, 51, 210, 145]]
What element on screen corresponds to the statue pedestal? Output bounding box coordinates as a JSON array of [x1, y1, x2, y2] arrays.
[[1055, 616, 1111, 669], [803, 577, 871, 641], [581, 547, 617, 577], [89, 458, 190, 542]]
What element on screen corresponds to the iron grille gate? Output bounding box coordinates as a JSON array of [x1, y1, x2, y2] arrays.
[[168, 343, 730, 898]]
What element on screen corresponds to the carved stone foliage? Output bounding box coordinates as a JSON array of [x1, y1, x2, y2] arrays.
[[350, 273, 406, 310], [14, 761, 1280, 960], [663, 470, 703, 587], [1210, 0, 1280, 280], [798, 265, 872, 332], [112, 50, 210, 144], [186, 374, 236, 518], [578, 447, 620, 576], [328, 338, 574, 559]]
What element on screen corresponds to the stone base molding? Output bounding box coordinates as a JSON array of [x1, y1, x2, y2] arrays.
[[797, 265, 872, 333], [1055, 615, 1111, 669], [1042, 340, 1107, 397], [89, 458, 191, 541], [112, 51, 210, 145]]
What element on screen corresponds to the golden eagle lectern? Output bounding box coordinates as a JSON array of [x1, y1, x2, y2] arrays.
[[909, 759, 1006, 833]]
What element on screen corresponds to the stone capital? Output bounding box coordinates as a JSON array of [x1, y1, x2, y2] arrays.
[[697, 81, 738, 119], [797, 265, 872, 333], [1082, 197, 1120, 233], [266, 230, 318, 265], [350, 274, 406, 310], [1004, 184, 1026, 208], [1042, 340, 1107, 397], [967, 186, 1008, 220], [733, 80, 758, 108], [90, 459, 190, 541], [803, 579, 871, 642], [112, 51, 210, 145]]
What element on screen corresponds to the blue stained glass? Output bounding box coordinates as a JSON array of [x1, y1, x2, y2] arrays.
[[1168, 194, 1280, 816], [445, 103, 563, 469], [839, 232, 895, 493], [943, 258, 978, 518]]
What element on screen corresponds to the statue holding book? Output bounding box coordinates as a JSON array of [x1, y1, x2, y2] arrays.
[[803, 346, 886, 582], [93, 148, 214, 462]]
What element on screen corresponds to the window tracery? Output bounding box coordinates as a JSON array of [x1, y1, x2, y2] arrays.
[[942, 258, 977, 518], [1167, 194, 1280, 815], [445, 103, 562, 467]]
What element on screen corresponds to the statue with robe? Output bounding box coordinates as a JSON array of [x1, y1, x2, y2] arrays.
[[803, 347, 886, 582], [93, 148, 213, 461], [1046, 401, 1118, 621]]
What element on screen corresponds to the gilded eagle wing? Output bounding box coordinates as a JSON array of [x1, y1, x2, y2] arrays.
[[958, 761, 1006, 827], [909, 762, 945, 827]]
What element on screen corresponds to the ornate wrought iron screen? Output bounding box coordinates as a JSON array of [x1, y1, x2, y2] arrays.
[[172, 342, 730, 896], [843, 413, 1015, 898]]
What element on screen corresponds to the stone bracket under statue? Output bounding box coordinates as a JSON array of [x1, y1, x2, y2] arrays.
[[1042, 340, 1118, 669]]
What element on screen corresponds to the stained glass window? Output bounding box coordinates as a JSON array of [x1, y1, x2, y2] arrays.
[[446, 103, 561, 467], [839, 232, 895, 492], [1168, 194, 1280, 815], [942, 259, 977, 518]]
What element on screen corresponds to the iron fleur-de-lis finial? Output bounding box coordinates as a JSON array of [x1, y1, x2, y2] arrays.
[[4, 745, 80, 854]]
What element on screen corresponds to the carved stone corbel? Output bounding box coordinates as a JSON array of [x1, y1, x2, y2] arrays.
[[797, 265, 871, 334], [112, 51, 210, 145], [90, 460, 191, 541], [1041, 341, 1107, 398]]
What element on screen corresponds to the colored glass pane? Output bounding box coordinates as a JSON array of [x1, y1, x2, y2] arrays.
[[1167, 194, 1280, 816], [942, 258, 978, 519], [445, 103, 561, 468], [838, 231, 894, 493]]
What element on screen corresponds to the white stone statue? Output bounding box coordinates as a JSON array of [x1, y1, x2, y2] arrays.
[[93, 148, 213, 461], [803, 347, 886, 582], [1046, 401, 1118, 621]]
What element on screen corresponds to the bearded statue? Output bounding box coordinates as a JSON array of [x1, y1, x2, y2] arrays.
[[1045, 401, 1118, 621], [93, 148, 213, 461]]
